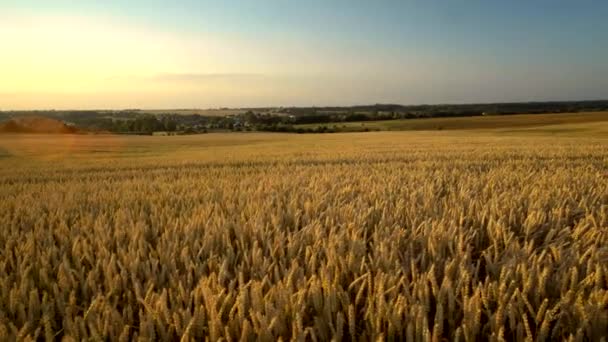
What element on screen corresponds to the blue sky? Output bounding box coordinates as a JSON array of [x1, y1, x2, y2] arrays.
[[2, 0, 608, 109]]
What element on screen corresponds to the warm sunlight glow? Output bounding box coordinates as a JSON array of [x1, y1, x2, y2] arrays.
[[1, 1, 607, 108]]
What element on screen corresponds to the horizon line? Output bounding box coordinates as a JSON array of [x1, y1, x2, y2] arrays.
[[2, 98, 608, 112]]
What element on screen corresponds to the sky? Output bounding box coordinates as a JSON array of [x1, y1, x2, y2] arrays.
[[1, 0, 608, 109]]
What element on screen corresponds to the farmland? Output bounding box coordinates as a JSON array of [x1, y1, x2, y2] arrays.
[[140, 108, 247, 117], [4, 102, 608, 135], [0, 121, 607, 340], [295, 111, 608, 133]]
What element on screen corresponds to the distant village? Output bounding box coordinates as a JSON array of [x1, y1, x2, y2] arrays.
[[2, 100, 608, 135]]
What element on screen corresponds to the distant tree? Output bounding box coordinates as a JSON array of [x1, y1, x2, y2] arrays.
[[163, 118, 177, 132]]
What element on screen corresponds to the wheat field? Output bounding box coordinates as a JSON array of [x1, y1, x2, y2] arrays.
[[0, 130, 607, 341]]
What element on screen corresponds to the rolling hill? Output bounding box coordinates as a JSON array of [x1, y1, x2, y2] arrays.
[[0, 116, 78, 134]]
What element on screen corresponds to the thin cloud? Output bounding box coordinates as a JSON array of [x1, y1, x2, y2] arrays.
[[152, 73, 264, 82]]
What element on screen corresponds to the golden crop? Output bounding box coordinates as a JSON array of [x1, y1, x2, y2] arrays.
[[0, 132, 607, 341]]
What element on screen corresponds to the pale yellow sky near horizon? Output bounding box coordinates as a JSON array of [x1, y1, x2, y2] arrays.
[[3, 5, 604, 110], [1, 13, 427, 109]]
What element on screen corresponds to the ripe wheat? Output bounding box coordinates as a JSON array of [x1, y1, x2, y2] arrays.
[[0, 133, 606, 340]]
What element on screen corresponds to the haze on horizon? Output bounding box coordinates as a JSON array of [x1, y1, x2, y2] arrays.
[[2, 0, 608, 110]]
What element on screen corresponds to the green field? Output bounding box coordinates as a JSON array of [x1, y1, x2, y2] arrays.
[[295, 111, 608, 134]]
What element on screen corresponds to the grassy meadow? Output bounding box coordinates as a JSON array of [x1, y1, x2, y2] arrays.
[[295, 111, 608, 133], [0, 115, 607, 340]]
